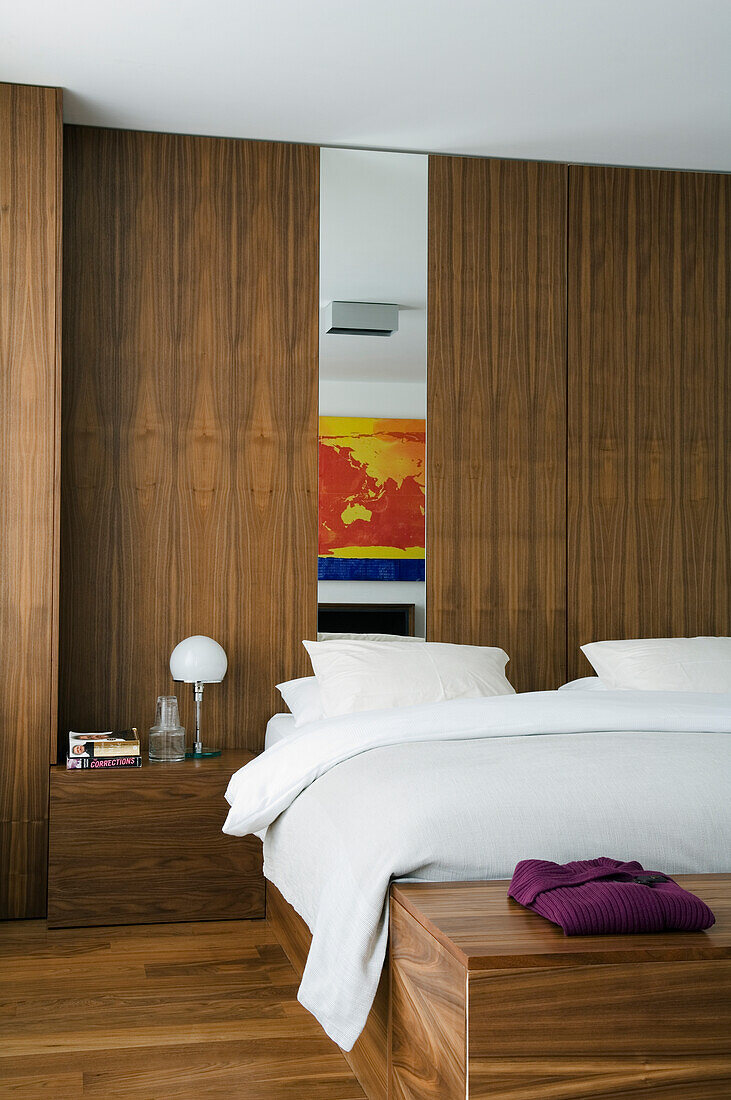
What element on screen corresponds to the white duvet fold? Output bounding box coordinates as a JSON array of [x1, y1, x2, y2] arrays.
[[223, 690, 731, 837], [222, 691, 731, 1050]]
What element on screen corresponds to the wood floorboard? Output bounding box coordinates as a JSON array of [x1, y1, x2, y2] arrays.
[[0, 919, 365, 1099]]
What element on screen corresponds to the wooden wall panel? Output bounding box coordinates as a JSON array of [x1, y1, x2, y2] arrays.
[[0, 83, 62, 917], [60, 127, 318, 755], [568, 167, 730, 677], [427, 156, 567, 691]]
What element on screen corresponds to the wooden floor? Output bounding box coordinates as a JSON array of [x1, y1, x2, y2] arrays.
[[0, 918, 365, 1099]]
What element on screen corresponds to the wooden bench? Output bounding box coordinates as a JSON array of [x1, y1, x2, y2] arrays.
[[390, 876, 731, 1099]]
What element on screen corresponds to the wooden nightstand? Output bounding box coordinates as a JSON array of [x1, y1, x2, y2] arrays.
[[47, 750, 262, 928]]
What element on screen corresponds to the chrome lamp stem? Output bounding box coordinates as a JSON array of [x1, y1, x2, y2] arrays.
[[193, 681, 204, 755]]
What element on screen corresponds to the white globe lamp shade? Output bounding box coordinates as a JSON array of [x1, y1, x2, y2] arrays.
[[169, 636, 228, 684]]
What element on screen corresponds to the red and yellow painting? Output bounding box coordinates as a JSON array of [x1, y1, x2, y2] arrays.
[[318, 416, 425, 581]]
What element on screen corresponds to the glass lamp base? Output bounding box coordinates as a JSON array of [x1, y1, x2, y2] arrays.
[[186, 746, 222, 758]]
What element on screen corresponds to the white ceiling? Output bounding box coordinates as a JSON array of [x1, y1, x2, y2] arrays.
[[2, 0, 730, 171]]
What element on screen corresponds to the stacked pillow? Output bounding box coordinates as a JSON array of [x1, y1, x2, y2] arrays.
[[558, 677, 606, 691], [278, 636, 514, 724], [277, 634, 731, 727], [317, 632, 425, 643], [276, 676, 327, 726], [581, 636, 731, 693]]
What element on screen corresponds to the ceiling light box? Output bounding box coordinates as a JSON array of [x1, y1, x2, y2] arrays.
[[324, 301, 399, 337]]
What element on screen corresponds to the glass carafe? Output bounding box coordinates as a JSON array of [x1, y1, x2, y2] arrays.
[[149, 695, 186, 762]]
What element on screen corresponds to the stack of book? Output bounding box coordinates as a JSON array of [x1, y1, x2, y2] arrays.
[[66, 729, 141, 769]]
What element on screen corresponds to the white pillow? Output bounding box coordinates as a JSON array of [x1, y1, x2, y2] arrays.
[[276, 677, 325, 726], [303, 639, 515, 718], [264, 712, 298, 748], [558, 677, 607, 691], [317, 632, 425, 642], [581, 637, 731, 693]]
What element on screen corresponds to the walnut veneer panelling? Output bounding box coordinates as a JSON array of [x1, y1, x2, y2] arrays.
[[568, 166, 730, 676], [60, 127, 318, 754], [0, 83, 62, 917], [427, 156, 567, 691]]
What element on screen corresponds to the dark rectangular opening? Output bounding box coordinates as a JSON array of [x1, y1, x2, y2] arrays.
[[317, 603, 415, 637]]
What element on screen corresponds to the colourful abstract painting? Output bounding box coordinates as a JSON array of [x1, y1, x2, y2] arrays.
[[318, 416, 426, 581]]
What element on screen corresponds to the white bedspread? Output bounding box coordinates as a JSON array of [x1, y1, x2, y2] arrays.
[[223, 691, 731, 1050]]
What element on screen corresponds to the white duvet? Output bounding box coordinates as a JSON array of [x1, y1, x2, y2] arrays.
[[223, 690, 731, 1050]]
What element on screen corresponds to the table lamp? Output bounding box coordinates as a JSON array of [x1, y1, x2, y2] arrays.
[[169, 635, 228, 758]]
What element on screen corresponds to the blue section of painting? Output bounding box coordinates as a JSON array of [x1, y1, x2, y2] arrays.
[[318, 558, 425, 581]]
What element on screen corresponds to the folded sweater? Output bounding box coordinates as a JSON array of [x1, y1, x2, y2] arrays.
[[508, 857, 715, 935]]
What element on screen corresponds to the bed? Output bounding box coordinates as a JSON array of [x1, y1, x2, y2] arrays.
[[225, 686, 731, 1092], [224, 635, 731, 1097]]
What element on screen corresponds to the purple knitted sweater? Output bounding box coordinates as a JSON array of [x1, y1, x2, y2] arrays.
[[508, 858, 715, 936]]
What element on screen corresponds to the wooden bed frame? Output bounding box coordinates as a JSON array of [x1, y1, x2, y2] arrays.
[[268, 877, 731, 1100], [267, 882, 389, 1100]]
